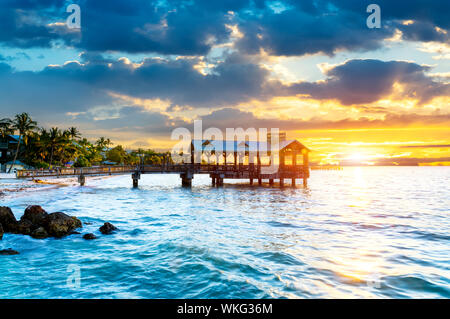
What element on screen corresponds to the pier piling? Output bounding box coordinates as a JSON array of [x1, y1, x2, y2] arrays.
[[132, 172, 141, 188], [78, 174, 85, 186], [181, 173, 193, 187]]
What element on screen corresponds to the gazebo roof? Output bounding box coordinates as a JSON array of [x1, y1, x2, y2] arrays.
[[191, 139, 311, 153]]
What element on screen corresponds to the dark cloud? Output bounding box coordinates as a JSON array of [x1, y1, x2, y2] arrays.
[[197, 108, 450, 131], [235, 4, 394, 56], [73, 106, 186, 135], [326, 0, 450, 44], [0, 0, 73, 49], [0, 0, 236, 54], [0, 52, 272, 116], [330, 0, 450, 30], [0, 57, 448, 124], [289, 59, 450, 105], [0, 1, 448, 55], [78, 0, 234, 55], [397, 21, 449, 43]]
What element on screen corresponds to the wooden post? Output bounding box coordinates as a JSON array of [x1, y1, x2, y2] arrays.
[[280, 179, 284, 187], [181, 172, 193, 187], [212, 176, 216, 186], [78, 174, 85, 186], [303, 150, 309, 187], [258, 178, 262, 186], [269, 179, 274, 186], [249, 178, 253, 185], [257, 152, 261, 174], [132, 172, 140, 188], [292, 178, 296, 186]]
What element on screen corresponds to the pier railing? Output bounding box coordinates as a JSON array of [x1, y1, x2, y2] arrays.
[[16, 165, 137, 178]]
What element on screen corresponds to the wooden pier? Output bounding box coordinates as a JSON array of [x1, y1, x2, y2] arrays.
[[16, 137, 311, 187], [16, 163, 309, 187]]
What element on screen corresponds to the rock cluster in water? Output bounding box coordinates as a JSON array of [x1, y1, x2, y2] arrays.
[[99, 222, 118, 234], [0, 248, 19, 255], [83, 233, 97, 240], [0, 206, 82, 239], [0, 206, 119, 255]]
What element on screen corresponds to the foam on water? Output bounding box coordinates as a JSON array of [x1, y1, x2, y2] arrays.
[[0, 167, 449, 298]]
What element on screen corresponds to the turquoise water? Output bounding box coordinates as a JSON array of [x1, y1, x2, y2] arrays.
[[0, 167, 449, 298]]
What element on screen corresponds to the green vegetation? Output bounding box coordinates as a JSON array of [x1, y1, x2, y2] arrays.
[[0, 113, 170, 169]]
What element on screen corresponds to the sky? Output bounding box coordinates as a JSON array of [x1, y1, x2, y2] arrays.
[[0, 0, 449, 165]]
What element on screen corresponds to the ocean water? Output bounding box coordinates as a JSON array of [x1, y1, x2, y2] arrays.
[[0, 167, 449, 299]]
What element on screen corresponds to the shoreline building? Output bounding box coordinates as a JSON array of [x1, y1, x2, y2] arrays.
[[0, 135, 23, 173]]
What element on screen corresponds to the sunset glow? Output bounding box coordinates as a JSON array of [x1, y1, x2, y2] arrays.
[[0, 1, 448, 166]]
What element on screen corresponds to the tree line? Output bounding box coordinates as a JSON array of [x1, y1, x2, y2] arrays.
[[0, 113, 170, 171]]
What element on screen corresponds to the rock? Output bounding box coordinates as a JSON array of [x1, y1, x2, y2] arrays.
[[99, 222, 117, 235], [45, 212, 83, 238], [15, 219, 33, 235], [0, 207, 18, 232], [31, 227, 48, 239], [83, 233, 97, 240], [71, 216, 83, 229], [21, 205, 48, 228], [0, 248, 19, 255], [0, 223, 3, 240]]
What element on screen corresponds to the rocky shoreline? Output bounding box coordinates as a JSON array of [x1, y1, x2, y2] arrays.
[[0, 205, 118, 255]]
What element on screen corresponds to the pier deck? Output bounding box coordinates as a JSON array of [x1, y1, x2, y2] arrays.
[[16, 163, 309, 187]]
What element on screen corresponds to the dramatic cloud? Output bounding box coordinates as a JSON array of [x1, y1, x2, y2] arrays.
[[0, 0, 78, 48], [289, 59, 450, 105], [0, 1, 448, 55], [0, 1, 448, 156], [235, 4, 394, 56], [0, 56, 448, 124], [331, 0, 450, 29], [0, 52, 275, 116], [197, 108, 450, 131]]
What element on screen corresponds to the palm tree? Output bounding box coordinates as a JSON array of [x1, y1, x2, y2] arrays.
[[96, 137, 112, 151], [48, 127, 61, 168], [37, 129, 50, 162], [0, 118, 13, 138], [68, 127, 81, 141], [8, 113, 37, 173]]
